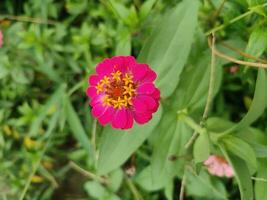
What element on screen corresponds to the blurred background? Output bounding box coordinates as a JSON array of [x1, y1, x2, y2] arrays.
[[1, 0, 267, 200]]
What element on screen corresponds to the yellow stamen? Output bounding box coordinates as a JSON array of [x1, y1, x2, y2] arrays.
[[100, 76, 110, 85], [123, 84, 135, 96], [113, 97, 125, 109], [123, 95, 133, 106], [96, 82, 104, 94], [111, 71, 122, 82], [123, 73, 133, 85], [102, 95, 112, 106]]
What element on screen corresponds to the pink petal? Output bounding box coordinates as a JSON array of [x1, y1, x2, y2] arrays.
[[86, 87, 97, 98], [96, 58, 113, 76], [138, 95, 158, 112], [152, 88, 160, 100], [89, 75, 101, 86], [123, 110, 134, 129], [90, 94, 104, 106], [141, 69, 157, 83], [91, 103, 107, 118], [137, 83, 156, 95], [111, 109, 127, 129], [98, 107, 115, 126], [132, 64, 148, 81], [133, 112, 152, 124], [132, 97, 148, 113]]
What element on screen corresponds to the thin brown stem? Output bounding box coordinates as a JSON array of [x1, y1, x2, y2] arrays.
[[179, 173, 187, 200], [221, 42, 267, 64], [208, 38, 267, 68], [0, 15, 57, 25]]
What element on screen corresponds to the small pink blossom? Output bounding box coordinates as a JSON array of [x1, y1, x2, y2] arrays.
[[0, 30, 3, 48], [86, 56, 160, 129], [204, 155, 234, 178]]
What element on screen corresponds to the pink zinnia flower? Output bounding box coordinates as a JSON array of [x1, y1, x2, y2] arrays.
[[204, 155, 234, 178], [86, 56, 160, 129], [0, 30, 3, 48]]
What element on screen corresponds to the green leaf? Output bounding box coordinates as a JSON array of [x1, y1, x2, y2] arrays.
[[224, 68, 267, 133], [138, 0, 199, 98], [220, 146, 254, 200], [194, 131, 210, 163], [29, 84, 65, 137], [186, 169, 227, 199], [246, 27, 267, 57], [139, 0, 157, 21], [97, 106, 162, 175], [255, 159, 267, 200], [221, 135, 257, 170], [115, 29, 131, 56], [150, 112, 192, 189], [65, 96, 92, 155]]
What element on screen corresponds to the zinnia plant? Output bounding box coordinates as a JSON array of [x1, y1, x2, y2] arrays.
[[86, 56, 160, 129]]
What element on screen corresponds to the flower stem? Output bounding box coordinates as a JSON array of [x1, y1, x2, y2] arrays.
[[179, 173, 187, 200], [184, 33, 216, 149]]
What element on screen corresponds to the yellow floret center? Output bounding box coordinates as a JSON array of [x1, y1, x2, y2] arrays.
[[95, 70, 136, 109]]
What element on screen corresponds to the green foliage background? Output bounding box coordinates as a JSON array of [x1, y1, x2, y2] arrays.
[[1, 0, 267, 199]]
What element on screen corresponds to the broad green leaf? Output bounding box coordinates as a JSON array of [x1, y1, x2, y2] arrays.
[[186, 169, 227, 199], [136, 166, 164, 191], [220, 146, 254, 200], [250, 143, 267, 158], [255, 159, 267, 200], [139, 0, 157, 21], [150, 113, 192, 188], [223, 68, 267, 134], [193, 131, 210, 163], [138, 0, 199, 98], [246, 27, 267, 57], [221, 135, 257, 170], [65, 96, 92, 155], [97, 106, 162, 175], [115, 29, 131, 56]]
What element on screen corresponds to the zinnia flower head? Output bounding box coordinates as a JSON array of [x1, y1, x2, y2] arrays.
[[204, 155, 234, 178], [86, 56, 160, 129], [0, 30, 3, 48]]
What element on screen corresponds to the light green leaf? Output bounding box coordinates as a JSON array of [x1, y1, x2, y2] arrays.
[[140, 0, 157, 21], [150, 113, 192, 189], [186, 169, 227, 199], [246, 27, 267, 57], [115, 29, 131, 56], [138, 0, 199, 98], [65, 96, 92, 155], [220, 146, 254, 200], [255, 159, 267, 200], [221, 135, 257, 170], [97, 106, 162, 175], [194, 131, 210, 163]]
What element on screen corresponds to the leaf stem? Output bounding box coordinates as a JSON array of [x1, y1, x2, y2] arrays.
[[179, 173, 187, 200], [125, 176, 144, 200], [69, 161, 108, 185], [184, 33, 216, 149]]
